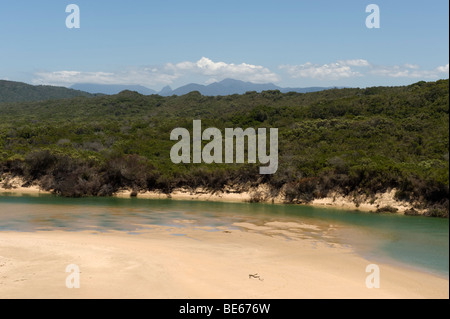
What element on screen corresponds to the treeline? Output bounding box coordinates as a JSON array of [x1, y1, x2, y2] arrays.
[[0, 79, 448, 217]]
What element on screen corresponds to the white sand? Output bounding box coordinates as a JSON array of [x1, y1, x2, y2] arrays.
[[0, 227, 447, 299]]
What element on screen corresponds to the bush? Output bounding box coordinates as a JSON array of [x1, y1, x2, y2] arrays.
[[404, 208, 420, 216], [375, 206, 399, 214], [24, 150, 57, 179], [424, 209, 449, 218]]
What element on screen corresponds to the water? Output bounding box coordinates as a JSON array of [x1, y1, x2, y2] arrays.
[[0, 193, 448, 278]]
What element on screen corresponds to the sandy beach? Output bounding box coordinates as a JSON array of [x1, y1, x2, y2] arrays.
[[0, 224, 448, 299]]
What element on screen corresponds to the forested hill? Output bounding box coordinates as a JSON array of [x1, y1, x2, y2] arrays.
[[0, 79, 448, 216], [0, 80, 97, 103]]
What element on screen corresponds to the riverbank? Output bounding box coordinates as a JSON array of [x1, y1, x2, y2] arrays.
[[0, 175, 424, 215], [116, 185, 420, 215], [0, 225, 448, 299], [0, 175, 51, 195]]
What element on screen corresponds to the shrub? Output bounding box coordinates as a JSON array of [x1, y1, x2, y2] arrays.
[[375, 206, 399, 214], [404, 208, 420, 216]]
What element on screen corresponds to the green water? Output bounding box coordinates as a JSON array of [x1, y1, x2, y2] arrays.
[[0, 193, 448, 277]]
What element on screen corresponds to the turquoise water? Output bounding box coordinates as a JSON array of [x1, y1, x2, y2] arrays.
[[0, 193, 448, 277]]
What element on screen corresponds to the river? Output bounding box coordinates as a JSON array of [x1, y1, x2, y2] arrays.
[[0, 193, 448, 278]]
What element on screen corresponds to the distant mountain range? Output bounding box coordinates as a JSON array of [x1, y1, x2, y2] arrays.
[[70, 79, 337, 96], [0, 80, 97, 103], [0, 79, 339, 104]]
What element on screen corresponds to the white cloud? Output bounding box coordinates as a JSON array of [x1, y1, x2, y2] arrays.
[[279, 61, 363, 80], [404, 63, 420, 70], [436, 63, 449, 73], [32, 58, 449, 88], [370, 63, 449, 78], [338, 59, 370, 67], [166, 57, 280, 83], [33, 68, 179, 87], [280, 59, 449, 81], [33, 57, 280, 88]]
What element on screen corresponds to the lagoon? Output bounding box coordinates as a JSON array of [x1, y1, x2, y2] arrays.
[[0, 193, 448, 278]]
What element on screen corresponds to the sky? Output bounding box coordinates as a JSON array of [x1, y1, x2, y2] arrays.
[[0, 0, 448, 90]]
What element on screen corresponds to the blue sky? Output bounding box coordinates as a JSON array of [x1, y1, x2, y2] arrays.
[[0, 0, 448, 90]]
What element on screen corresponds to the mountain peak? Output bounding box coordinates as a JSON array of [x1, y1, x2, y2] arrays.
[[159, 85, 173, 95], [218, 78, 245, 84]]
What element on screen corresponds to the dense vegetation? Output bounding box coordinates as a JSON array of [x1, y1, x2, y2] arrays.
[[0, 80, 97, 103], [0, 79, 448, 217]]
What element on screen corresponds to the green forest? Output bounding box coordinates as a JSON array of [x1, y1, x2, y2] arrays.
[[0, 79, 448, 217]]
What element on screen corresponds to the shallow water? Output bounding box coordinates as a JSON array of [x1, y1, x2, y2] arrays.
[[0, 193, 448, 277]]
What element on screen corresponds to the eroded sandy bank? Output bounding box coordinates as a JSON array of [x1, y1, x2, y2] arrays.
[[0, 175, 423, 215]]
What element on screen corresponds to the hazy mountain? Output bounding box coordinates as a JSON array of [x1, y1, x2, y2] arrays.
[[0, 80, 96, 103], [71, 79, 337, 96], [159, 85, 173, 96], [71, 83, 157, 95], [158, 79, 335, 96]]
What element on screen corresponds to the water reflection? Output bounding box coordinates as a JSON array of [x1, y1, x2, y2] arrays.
[[0, 194, 448, 277]]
